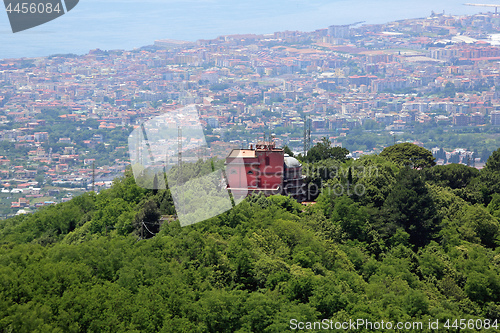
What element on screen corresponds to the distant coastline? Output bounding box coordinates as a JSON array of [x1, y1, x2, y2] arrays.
[[0, 0, 481, 59]]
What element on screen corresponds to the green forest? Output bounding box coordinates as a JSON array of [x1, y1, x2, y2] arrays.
[[0, 143, 500, 332]]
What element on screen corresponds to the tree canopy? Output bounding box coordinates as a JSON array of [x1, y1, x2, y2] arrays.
[[303, 137, 350, 163], [383, 167, 439, 247], [0, 148, 500, 331], [380, 143, 436, 168]]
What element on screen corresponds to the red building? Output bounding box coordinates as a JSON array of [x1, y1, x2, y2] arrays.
[[225, 141, 305, 201]]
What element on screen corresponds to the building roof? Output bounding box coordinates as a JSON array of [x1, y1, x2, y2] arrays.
[[227, 149, 256, 158]]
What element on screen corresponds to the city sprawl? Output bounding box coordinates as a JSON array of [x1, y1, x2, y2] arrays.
[[1, 11, 500, 216]]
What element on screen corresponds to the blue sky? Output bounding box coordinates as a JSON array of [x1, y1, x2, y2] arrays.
[[0, 0, 486, 59]]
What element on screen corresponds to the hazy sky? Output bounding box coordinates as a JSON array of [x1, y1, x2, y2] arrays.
[[0, 0, 486, 59]]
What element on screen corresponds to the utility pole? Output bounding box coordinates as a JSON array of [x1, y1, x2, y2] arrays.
[[178, 126, 183, 215]]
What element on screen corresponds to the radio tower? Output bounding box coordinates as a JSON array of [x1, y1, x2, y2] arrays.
[[177, 126, 183, 215], [303, 117, 311, 155]]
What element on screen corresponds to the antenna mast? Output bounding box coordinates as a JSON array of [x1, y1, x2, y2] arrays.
[[178, 126, 183, 213], [303, 117, 311, 155]]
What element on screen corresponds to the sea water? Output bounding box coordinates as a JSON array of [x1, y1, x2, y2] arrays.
[[0, 0, 483, 59]]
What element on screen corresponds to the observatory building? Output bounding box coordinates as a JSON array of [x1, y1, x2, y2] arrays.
[[225, 141, 306, 201]]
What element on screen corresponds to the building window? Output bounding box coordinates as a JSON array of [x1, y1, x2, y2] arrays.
[[265, 156, 270, 165], [247, 170, 253, 175]]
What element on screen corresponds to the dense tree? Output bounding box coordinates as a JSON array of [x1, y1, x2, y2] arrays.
[[350, 155, 399, 207], [382, 168, 439, 247], [485, 148, 500, 172], [456, 204, 500, 248], [0, 147, 499, 332], [283, 145, 294, 157], [303, 137, 350, 163], [423, 163, 479, 189], [479, 147, 500, 203], [380, 143, 436, 168], [487, 193, 500, 219]]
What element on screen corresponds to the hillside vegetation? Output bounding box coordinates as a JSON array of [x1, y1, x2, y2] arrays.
[[0, 143, 500, 332]]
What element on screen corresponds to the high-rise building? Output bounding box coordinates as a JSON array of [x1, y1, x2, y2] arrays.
[[491, 111, 500, 125], [328, 25, 350, 38], [453, 113, 469, 127]]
